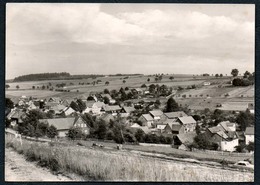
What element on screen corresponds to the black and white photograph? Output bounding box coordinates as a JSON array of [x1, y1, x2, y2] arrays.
[[5, 3, 255, 182]]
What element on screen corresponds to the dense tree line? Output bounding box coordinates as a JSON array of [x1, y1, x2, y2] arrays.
[[13, 73, 105, 82], [14, 72, 71, 82]]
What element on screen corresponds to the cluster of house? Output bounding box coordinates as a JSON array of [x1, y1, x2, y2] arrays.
[[6, 94, 254, 152]]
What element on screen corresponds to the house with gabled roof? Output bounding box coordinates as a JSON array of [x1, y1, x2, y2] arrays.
[[176, 116, 197, 133], [138, 114, 154, 128], [245, 127, 254, 145], [174, 132, 197, 150], [156, 124, 172, 134], [7, 108, 27, 127], [39, 115, 90, 137], [204, 123, 239, 152]]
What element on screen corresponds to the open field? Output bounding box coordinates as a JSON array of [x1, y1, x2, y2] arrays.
[[5, 75, 254, 111], [5, 137, 253, 182]]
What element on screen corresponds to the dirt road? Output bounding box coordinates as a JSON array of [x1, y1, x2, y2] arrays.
[[5, 148, 81, 181]]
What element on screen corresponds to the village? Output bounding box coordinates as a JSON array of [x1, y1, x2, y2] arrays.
[[5, 73, 255, 156]]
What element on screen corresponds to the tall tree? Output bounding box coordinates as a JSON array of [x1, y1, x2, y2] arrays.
[[46, 125, 58, 140], [95, 120, 107, 139], [231, 69, 239, 77], [165, 97, 179, 112]]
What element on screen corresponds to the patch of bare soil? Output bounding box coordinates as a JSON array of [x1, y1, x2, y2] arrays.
[[5, 148, 82, 182]]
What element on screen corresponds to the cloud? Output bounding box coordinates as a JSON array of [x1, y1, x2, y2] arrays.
[[6, 4, 254, 79]]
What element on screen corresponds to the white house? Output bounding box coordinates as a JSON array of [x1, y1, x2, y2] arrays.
[[245, 127, 254, 145], [220, 138, 239, 152]]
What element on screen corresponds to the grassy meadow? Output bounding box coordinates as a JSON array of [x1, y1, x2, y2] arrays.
[[5, 136, 253, 182]]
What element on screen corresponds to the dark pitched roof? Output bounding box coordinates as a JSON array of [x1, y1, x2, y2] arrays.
[[245, 127, 254, 135]]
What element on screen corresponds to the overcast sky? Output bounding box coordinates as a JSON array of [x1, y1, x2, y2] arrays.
[[6, 3, 255, 79]]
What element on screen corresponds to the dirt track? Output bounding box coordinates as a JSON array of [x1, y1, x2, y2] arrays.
[[5, 148, 81, 182]]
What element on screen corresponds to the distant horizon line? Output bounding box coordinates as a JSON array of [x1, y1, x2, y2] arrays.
[[5, 71, 245, 81]]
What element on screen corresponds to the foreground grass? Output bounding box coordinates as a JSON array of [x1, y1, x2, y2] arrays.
[[5, 136, 253, 182]]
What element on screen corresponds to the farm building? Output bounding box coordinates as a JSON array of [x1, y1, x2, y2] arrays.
[[138, 114, 154, 128], [176, 116, 197, 133], [204, 124, 239, 152], [39, 115, 90, 137], [245, 127, 254, 145], [174, 132, 197, 151], [156, 124, 172, 134]]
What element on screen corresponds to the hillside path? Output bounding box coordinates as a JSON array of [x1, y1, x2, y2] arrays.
[[5, 148, 79, 182]]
